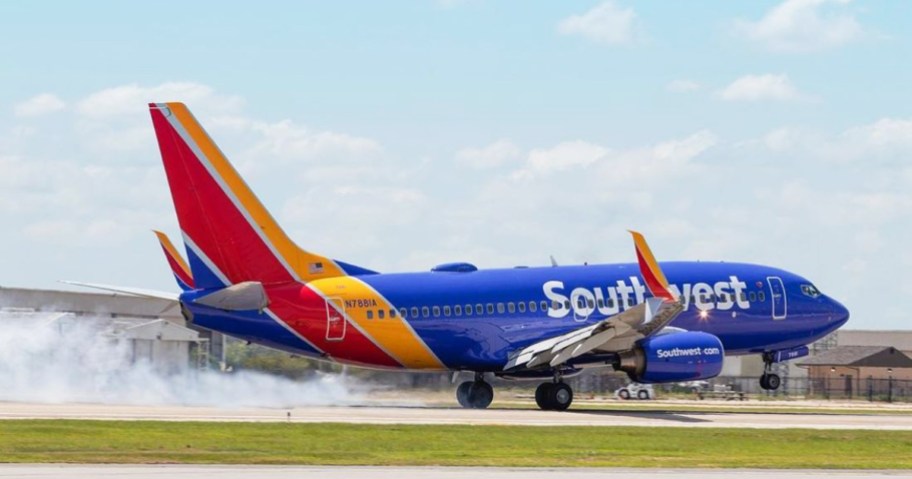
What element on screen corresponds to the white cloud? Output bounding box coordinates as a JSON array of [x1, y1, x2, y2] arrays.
[[759, 117, 912, 162], [455, 139, 521, 169], [76, 82, 243, 119], [512, 140, 608, 180], [14, 94, 66, 117], [666, 80, 701, 93], [557, 1, 638, 45], [734, 0, 864, 53], [719, 74, 806, 102]]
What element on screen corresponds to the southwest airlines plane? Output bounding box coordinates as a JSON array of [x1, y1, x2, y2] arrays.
[[73, 103, 850, 411]]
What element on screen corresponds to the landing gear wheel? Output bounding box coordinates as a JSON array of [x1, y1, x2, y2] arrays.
[[467, 381, 494, 409], [759, 373, 781, 391], [549, 382, 573, 411], [535, 382, 573, 411], [535, 383, 554, 410], [765, 373, 781, 390], [456, 381, 472, 407]]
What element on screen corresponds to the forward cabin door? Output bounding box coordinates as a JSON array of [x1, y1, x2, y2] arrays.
[[325, 297, 347, 341], [767, 276, 787, 320]]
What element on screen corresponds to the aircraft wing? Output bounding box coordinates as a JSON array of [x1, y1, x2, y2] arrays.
[[504, 231, 684, 371]]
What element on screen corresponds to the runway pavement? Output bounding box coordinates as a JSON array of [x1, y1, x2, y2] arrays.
[[0, 465, 908, 479], [2, 401, 912, 429]]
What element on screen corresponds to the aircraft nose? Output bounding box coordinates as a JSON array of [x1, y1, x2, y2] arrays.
[[828, 297, 850, 326]]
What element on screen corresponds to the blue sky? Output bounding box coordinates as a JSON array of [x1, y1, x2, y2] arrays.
[[1, 1, 910, 329]]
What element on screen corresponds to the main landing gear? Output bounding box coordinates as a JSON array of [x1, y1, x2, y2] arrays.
[[759, 353, 781, 391], [456, 373, 494, 409], [535, 375, 574, 411]]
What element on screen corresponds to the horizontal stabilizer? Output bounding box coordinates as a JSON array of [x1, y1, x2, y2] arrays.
[[191, 281, 269, 311]]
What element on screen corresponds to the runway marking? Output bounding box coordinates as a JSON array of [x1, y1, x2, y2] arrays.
[[3, 402, 912, 430]]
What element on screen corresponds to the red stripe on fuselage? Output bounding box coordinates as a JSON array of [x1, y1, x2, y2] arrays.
[[269, 283, 402, 368]]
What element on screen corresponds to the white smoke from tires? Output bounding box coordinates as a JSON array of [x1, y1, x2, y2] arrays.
[[0, 314, 367, 408]]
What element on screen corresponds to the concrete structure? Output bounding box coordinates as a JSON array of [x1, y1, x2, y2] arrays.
[[0, 286, 224, 372], [798, 346, 912, 399]]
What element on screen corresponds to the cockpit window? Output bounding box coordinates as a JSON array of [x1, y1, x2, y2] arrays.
[[801, 284, 821, 298]]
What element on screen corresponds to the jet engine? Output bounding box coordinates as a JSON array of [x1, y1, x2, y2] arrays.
[[618, 331, 724, 383]]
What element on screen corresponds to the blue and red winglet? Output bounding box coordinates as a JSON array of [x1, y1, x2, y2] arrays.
[[154, 230, 195, 291], [629, 230, 677, 302]]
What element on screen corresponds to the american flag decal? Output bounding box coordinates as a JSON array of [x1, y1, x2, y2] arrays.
[[308, 262, 324, 274]]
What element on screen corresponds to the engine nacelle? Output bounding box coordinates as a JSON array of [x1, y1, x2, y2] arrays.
[[618, 331, 724, 384]]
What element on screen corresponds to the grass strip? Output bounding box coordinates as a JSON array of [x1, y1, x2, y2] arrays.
[[1, 420, 910, 468]]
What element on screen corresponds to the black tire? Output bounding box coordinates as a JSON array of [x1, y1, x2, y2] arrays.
[[549, 383, 573, 411], [467, 381, 494, 409], [535, 382, 554, 410], [618, 389, 631, 400], [456, 381, 473, 408], [766, 373, 781, 390], [637, 389, 650, 400], [759, 374, 770, 391]]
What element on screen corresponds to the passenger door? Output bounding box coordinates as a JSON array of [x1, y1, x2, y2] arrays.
[[766, 276, 787, 320]]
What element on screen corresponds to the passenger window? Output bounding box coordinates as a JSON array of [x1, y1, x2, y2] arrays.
[[455, 305, 462, 316], [443, 306, 451, 317], [497, 303, 505, 314], [758, 291, 766, 302], [432, 306, 440, 317], [399, 308, 407, 318], [367, 310, 374, 320], [411, 307, 419, 318], [607, 298, 614, 308], [749, 291, 756, 302], [740, 293, 747, 303], [552, 300, 561, 310], [422, 306, 430, 318], [540, 301, 548, 311], [486, 304, 494, 314], [597, 299, 604, 308], [564, 300, 571, 310], [518, 302, 526, 313], [529, 301, 537, 312], [475, 304, 483, 315], [587, 299, 594, 308], [465, 304, 473, 315], [509, 302, 517, 313], [378, 309, 385, 319], [577, 297, 585, 309], [390, 309, 397, 318]]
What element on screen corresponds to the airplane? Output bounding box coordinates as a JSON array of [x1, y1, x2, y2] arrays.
[[70, 102, 851, 411]]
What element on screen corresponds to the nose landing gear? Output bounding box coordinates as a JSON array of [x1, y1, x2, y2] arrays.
[[759, 352, 781, 391]]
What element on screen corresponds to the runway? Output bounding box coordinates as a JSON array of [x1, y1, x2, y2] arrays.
[[2, 401, 912, 430], [0, 465, 907, 479]]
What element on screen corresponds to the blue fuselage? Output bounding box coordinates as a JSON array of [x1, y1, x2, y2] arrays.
[[184, 260, 850, 372]]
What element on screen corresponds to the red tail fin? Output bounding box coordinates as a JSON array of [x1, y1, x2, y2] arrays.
[[149, 102, 346, 287]]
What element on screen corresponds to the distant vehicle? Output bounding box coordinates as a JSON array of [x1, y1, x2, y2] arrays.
[[616, 383, 655, 400]]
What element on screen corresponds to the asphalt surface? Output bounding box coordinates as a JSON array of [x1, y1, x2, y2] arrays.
[[2, 401, 912, 429], [0, 466, 908, 479]]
